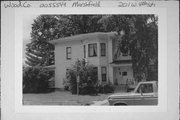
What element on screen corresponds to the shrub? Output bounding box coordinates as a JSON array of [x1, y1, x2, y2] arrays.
[[65, 59, 115, 95], [66, 59, 98, 95], [23, 66, 51, 93], [63, 78, 70, 91], [98, 83, 115, 94]]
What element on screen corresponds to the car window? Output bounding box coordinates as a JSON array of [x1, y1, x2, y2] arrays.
[[136, 84, 153, 93]]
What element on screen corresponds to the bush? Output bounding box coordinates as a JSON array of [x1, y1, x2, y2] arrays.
[[66, 59, 98, 95], [63, 78, 70, 91], [98, 83, 115, 94], [65, 59, 115, 95], [23, 66, 52, 93]]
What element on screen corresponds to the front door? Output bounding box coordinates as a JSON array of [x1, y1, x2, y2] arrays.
[[121, 71, 128, 84], [114, 67, 122, 85], [114, 67, 128, 85]]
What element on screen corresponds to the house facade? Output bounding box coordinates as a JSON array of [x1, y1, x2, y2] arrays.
[[49, 32, 135, 89]]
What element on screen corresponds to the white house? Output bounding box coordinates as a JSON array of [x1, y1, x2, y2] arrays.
[[48, 32, 134, 89]]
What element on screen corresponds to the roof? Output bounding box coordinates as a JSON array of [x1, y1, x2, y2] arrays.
[[138, 81, 158, 84], [49, 32, 117, 44], [110, 60, 132, 64]]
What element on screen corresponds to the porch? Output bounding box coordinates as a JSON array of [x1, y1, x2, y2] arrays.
[[109, 60, 136, 92]]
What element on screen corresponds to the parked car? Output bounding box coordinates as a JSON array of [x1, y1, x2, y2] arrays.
[[108, 81, 158, 105]]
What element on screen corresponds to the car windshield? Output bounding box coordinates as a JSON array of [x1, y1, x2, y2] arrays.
[[136, 84, 153, 93]]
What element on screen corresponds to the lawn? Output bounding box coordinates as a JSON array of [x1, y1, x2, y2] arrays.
[[23, 91, 112, 105]]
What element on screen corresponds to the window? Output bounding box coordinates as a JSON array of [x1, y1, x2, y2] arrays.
[[88, 43, 97, 57], [100, 43, 106, 56], [136, 84, 153, 93], [84, 45, 86, 58], [66, 47, 71, 60], [93, 67, 98, 79], [122, 52, 128, 56], [122, 72, 127, 76], [121, 50, 130, 57], [101, 67, 107, 82]]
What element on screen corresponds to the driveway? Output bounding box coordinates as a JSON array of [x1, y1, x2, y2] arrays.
[[23, 91, 112, 105]]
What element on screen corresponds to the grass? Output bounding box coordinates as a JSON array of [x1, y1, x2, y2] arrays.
[[23, 91, 112, 105]]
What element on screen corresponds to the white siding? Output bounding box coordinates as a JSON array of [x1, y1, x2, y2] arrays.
[[53, 32, 134, 88], [55, 40, 83, 88]]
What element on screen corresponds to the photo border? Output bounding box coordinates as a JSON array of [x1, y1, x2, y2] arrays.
[[14, 7, 167, 113], [2, 1, 179, 120]]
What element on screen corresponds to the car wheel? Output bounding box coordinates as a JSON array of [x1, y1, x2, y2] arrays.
[[114, 103, 127, 106]]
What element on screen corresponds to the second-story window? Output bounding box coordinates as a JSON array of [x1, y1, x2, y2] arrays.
[[66, 47, 71, 60], [100, 43, 106, 56], [122, 52, 128, 56], [88, 43, 97, 57]]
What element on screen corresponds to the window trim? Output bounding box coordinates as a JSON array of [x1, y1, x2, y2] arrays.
[[66, 47, 71, 60], [100, 43, 106, 56], [88, 43, 97, 57]]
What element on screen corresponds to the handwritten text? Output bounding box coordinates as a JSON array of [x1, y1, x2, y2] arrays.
[[118, 1, 155, 7], [72, 1, 100, 7], [4, 1, 31, 8], [39, 2, 66, 8]]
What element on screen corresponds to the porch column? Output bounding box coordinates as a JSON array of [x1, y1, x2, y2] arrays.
[[108, 65, 114, 84], [108, 38, 113, 63], [108, 35, 114, 84]]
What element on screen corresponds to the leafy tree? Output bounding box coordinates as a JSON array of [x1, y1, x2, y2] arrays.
[[99, 15, 158, 81], [23, 66, 51, 93], [25, 15, 105, 67], [25, 14, 158, 82]]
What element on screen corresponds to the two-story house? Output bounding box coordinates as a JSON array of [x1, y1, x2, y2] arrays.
[[48, 32, 134, 90]]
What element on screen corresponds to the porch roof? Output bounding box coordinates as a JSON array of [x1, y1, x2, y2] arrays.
[[110, 60, 132, 66], [110, 60, 132, 64]]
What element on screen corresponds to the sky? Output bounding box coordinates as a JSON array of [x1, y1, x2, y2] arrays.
[[23, 15, 39, 64], [23, 15, 38, 42]]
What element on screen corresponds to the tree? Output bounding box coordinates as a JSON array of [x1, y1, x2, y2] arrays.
[[25, 15, 158, 82], [99, 15, 158, 81], [25, 15, 105, 67], [129, 15, 158, 81], [23, 66, 51, 93]]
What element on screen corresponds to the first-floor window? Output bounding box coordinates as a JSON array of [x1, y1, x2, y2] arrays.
[[66, 47, 71, 60], [84, 45, 86, 58], [101, 67, 107, 82]]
